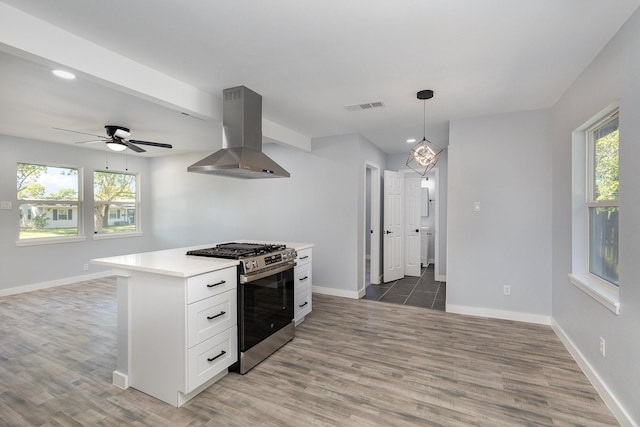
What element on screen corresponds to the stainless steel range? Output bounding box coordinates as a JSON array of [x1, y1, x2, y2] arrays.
[[186, 243, 296, 374]]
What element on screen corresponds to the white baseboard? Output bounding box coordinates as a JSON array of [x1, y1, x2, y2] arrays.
[[0, 271, 113, 297], [312, 285, 360, 299], [112, 370, 129, 389], [435, 274, 446, 282], [551, 320, 636, 427], [446, 304, 551, 325]]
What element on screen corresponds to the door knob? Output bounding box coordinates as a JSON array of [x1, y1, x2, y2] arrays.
[[385, 230, 393, 234], [415, 229, 419, 233]]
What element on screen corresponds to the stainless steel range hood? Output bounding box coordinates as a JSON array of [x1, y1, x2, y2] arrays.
[[188, 86, 290, 179]]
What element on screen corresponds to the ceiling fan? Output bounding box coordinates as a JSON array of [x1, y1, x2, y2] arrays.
[[54, 125, 173, 153]]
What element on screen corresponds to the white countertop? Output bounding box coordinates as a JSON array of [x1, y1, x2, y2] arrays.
[[92, 241, 313, 278]]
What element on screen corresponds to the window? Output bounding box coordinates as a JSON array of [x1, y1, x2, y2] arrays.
[[54, 209, 72, 221], [93, 171, 139, 236], [570, 106, 620, 314], [587, 111, 619, 286], [17, 163, 82, 241]]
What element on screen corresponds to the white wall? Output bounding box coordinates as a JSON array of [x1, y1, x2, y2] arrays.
[[447, 110, 552, 322], [0, 135, 154, 291], [355, 135, 387, 294], [551, 8, 640, 424], [150, 133, 386, 297]]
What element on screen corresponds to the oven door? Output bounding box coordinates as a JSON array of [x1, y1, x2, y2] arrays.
[[238, 265, 294, 352]]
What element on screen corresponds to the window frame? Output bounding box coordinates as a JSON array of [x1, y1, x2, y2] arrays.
[[586, 110, 619, 287], [569, 105, 620, 314], [92, 169, 142, 240], [16, 162, 85, 246]]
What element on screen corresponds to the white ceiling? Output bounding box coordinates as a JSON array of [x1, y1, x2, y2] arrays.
[[1, 0, 638, 156]]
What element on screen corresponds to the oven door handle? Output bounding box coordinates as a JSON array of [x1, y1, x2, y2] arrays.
[[240, 262, 295, 284]]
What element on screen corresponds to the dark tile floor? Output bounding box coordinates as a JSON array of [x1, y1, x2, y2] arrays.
[[364, 264, 446, 311]]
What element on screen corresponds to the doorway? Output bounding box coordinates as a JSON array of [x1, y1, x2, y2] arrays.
[[364, 167, 445, 311], [363, 162, 381, 292]]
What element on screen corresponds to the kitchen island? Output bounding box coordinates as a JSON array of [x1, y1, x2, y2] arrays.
[[92, 241, 313, 407]]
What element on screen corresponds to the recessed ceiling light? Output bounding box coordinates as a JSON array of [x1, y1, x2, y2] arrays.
[[52, 69, 76, 80], [406, 138, 417, 144]]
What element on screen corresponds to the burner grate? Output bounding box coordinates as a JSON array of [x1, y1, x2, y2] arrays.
[[186, 242, 287, 259]]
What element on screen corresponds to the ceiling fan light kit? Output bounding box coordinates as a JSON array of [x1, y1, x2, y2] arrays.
[[406, 89, 443, 176], [106, 141, 128, 151]]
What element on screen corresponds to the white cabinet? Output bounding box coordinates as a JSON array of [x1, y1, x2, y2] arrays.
[[294, 248, 312, 325], [128, 266, 238, 407]]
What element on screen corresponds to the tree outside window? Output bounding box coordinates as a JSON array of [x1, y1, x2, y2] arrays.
[[94, 171, 138, 234]]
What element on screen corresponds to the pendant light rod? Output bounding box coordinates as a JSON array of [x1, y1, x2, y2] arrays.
[[417, 90, 433, 141]]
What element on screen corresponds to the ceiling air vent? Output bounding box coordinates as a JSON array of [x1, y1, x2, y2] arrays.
[[345, 101, 386, 111]]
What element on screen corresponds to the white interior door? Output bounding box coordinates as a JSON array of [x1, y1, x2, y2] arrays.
[[404, 174, 421, 277], [383, 170, 403, 282]]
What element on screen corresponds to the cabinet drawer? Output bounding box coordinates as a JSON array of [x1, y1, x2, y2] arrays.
[[296, 248, 312, 266], [187, 326, 237, 392], [295, 286, 312, 318], [295, 264, 311, 292], [187, 290, 237, 348], [187, 267, 237, 304]]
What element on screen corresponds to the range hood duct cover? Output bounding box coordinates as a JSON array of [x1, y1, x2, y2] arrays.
[[188, 86, 290, 179]]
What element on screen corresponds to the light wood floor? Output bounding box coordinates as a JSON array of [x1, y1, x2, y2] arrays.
[[0, 277, 618, 426]]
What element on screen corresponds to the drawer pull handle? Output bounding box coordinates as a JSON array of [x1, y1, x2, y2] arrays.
[[207, 350, 226, 362], [299, 276, 308, 281], [299, 256, 309, 260], [207, 280, 226, 288], [299, 301, 308, 308], [207, 311, 226, 320]]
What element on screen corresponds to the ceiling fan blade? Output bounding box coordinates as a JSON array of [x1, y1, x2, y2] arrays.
[[53, 127, 106, 139], [125, 141, 146, 153], [129, 139, 173, 149]]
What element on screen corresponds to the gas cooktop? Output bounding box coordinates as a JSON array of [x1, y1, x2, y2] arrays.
[[186, 242, 287, 260]]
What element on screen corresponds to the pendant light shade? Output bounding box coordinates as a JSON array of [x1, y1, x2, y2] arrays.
[[406, 90, 442, 176]]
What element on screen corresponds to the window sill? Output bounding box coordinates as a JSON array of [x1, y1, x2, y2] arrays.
[[16, 235, 86, 247], [93, 231, 143, 240], [569, 273, 620, 314]]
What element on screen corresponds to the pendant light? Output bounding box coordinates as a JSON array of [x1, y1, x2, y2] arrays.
[[406, 89, 442, 176]]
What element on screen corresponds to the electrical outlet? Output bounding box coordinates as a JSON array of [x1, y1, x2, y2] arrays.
[[503, 285, 511, 296], [599, 337, 606, 357], [83, 263, 89, 271]]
